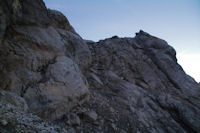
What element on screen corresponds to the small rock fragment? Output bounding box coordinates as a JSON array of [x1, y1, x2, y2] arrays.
[[68, 113, 81, 126], [0, 120, 8, 126], [83, 111, 98, 121], [90, 73, 103, 85]]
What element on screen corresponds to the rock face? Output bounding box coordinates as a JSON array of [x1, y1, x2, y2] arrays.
[[84, 32, 200, 132], [0, 0, 50, 42], [0, 0, 90, 121], [0, 0, 200, 133]]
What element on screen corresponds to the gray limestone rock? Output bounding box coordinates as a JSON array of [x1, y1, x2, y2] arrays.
[[24, 56, 89, 120], [0, 0, 90, 122], [83, 31, 200, 132], [0, 0, 200, 133], [48, 9, 77, 34]]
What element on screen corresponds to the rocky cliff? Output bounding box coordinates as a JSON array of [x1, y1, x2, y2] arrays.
[[0, 0, 200, 133]]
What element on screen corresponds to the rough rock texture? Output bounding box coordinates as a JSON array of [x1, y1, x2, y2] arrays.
[[0, 0, 50, 42], [48, 9, 77, 34], [0, 0, 90, 121], [0, 90, 68, 133], [0, 0, 200, 133], [82, 32, 200, 132]]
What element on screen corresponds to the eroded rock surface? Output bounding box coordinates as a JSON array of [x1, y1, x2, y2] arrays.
[[0, 90, 68, 133], [0, 0, 90, 121], [82, 32, 200, 132], [0, 0, 200, 133]]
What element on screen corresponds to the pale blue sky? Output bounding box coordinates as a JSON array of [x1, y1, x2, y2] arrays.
[[44, 0, 200, 81]]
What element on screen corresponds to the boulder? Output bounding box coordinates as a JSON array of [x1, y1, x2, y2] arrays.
[[67, 113, 81, 126], [83, 111, 98, 122], [24, 56, 89, 120]]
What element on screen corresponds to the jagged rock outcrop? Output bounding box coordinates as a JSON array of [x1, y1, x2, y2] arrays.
[[83, 32, 200, 132], [0, 0, 90, 121], [0, 0, 200, 133]]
